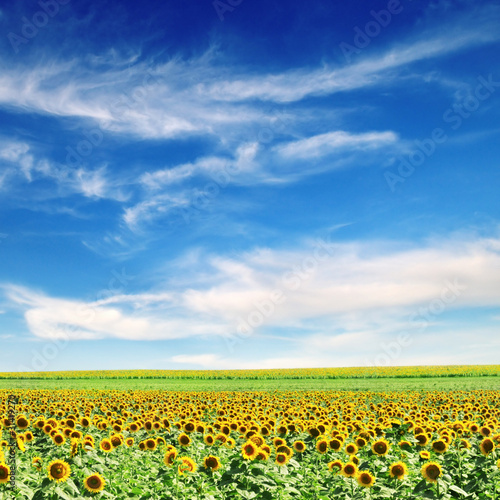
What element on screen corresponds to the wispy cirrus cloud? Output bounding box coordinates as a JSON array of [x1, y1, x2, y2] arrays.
[[123, 132, 400, 231], [275, 131, 398, 160], [0, 138, 128, 202], [0, 5, 498, 143], [201, 7, 500, 103]]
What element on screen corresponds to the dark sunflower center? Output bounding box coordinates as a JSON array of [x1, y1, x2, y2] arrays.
[[393, 466, 403, 476], [483, 441, 493, 452], [427, 465, 440, 479], [52, 466, 64, 478]]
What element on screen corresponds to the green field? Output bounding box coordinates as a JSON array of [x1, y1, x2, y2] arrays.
[[2, 375, 500, 391]]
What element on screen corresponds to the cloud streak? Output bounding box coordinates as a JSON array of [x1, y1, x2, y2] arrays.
[[0, 6, 498, 141], [3, 234, 499, 343]]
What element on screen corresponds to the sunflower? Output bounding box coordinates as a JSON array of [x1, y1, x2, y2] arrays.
[[164, 449, 178, 467], [328, 460, 343, 474], [260, 444, 271, 454], [329, 438, 343, 451], [277, 424, 288, 435], [357, 471, 375, 488], [345, 442, 358, 455], [84, 473, 106, 494], [0, 464, 10, 484], [16, 437, 25, 452], [16, 416, 29, 430], [225, 437, 236, 449], [480, 426, 492, 437], [53, 433, 65, 446], [293, 441, 306, 453], [99, 438, 113, 453], [70, 430, 82, 441], [24, 431, 34, 442], [125, 437, 134, 447], [479, 438, 495, 456], [178, 433, 191, 447], [178, 457, 197, 475], [249, 435, 265, 447], [316, 438, 329, 454], [420, 450, 431, 460], [341, 462, 358, 478], [273, 437, 286, 447], [204, 434, 215, 446], [276, 445, 293, 457], [35, 418, 45, 429], [215, 433, 227, 444], [469, 423, 479, 433], [84, 439, 95, 450], [399, 440, 412, 449], [47, 459, 71, 483], [242, 441, 258, 460], [32, 457, 43, 471], [355, 436, 367, 448], [145, 438, 157, 451], [421, 462, 442, 483], [203, 455, 221, 471], [308, 426, 321, 438], [255, 450, 269, 461], [458, 439, 470, 449], [275, 452, 289, 466], [415, 433, 430, 446], [389, 461, 408, 480], [431, 439, 448, 454], [371, 439, 390, 456], [110, 435, 123, 448], [70, 439, 80, 458]]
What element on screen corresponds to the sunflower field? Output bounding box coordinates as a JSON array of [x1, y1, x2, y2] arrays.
[[1, 388, 500, 499], [1, 365, 499, 380]]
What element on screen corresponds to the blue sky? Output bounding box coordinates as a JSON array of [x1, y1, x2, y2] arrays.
[[0, 0, 499, 372]]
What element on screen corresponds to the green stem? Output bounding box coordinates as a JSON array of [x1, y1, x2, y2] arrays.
[[175, 470, 179, 500]]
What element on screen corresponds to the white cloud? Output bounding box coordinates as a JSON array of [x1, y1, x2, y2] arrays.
[[124, 143, 261, 231], [122, 193, 190, 231], [275, 131, 398, 160], [3, 285, 228, 341], [0, 6, 498, 142], [3, 234, 500, 345], [201, 10, 500, 103], [0, 138, 127, 201]]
